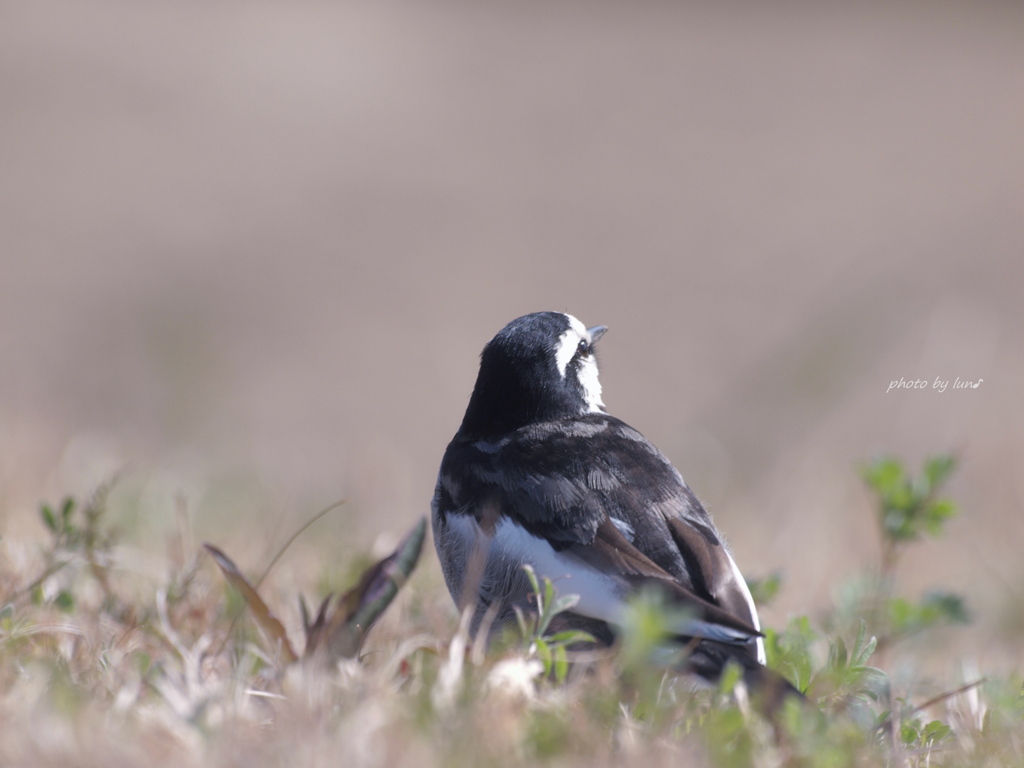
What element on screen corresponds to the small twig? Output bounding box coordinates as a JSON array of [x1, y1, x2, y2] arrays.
[[889, 685, 905, 768], [155, 588, 188, 662], [905, 678, 987, 719], [256, 499, 347, 588]]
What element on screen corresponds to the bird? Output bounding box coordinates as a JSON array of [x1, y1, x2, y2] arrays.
[[431, 311, 788, 695]]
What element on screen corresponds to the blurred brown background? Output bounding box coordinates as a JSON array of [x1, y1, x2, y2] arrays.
[[1, 1, 1022, 665]]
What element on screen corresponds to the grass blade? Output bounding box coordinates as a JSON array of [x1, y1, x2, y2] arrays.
[[305, 517, 427, 661], [203, 543, 299, 663]]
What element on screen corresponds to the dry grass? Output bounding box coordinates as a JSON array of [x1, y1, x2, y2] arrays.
[[1, 465, 1021, 768]]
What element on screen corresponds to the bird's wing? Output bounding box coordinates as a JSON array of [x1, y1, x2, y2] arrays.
[[437, 413, 761, 642], [575, 515, 761, 641]]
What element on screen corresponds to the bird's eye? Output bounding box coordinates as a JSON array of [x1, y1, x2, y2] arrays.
[[577, 339, 590, 357]]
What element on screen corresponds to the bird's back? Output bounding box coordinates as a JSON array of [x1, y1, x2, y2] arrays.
[[432, 412, 763, 667]]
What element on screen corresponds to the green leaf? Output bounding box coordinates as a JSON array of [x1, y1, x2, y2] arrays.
[[900, 719, 921, 746], [866, 454, 960, 549], [923, 456, 956, 492], [543, 578, 556, 614], [888, 591, 969, 636], [745, 572, 782, 607], [40, 504, 57, 533], [54, 590, 75, 611], [923, 498, 957, 537], [862, 458, 904, 498], [853, 635, 877, 669], [922, 719, 952, 745], [718, 659, 743, 695], [830, 636, 848, 670], [858, 666, 889, 696], [920, 591, 969, 624], [550, 593, 581, 616], [850, 619, 877, 667], [535, 637, 553, 676], [546, 630, 596, 646], [513, 605, 532, 639], [522, 565, 541, 602], [552, 644, 569, 684], [887, 596, 913, 629], [765, 616, 817, 693]]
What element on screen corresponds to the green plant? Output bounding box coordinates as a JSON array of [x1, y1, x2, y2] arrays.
[[864, 455, 958, 558], [827, 455, 970, 650], [23, 482, 120, 612], [0, 454, 1018, 768], [513, 565, 595, 684]]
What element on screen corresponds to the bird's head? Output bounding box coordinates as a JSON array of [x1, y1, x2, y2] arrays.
[[458, 312, 608, 438]]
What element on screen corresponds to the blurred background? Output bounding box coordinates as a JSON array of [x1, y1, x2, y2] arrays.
[[1, 0, 1022, 668]]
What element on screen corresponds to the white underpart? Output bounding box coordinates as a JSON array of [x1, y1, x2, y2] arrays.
[[450, 515, 756, 647], [725, 550, 766, 664], [554, 314, 605, 412], [492, 518, 622, 619]]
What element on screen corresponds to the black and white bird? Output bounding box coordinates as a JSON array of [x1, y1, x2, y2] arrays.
[[432, 311, 780, 689]]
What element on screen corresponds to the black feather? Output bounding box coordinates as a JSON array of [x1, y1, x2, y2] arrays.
[[432, 312, 787, 696]]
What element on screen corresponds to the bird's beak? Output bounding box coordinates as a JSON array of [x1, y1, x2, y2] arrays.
[[587, 325, 608, 343]]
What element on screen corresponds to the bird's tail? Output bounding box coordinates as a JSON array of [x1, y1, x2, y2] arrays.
[[685, 639, 805, 715]]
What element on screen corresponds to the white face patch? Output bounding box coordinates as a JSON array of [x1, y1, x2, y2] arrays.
[[576, 353, 604, 412], [553, 322, 582, 378], [555, 314, 605, 413]]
